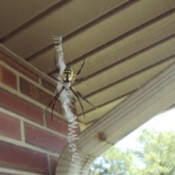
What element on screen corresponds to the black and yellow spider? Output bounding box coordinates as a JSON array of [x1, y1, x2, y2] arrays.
[[44, 40, 95, 119]]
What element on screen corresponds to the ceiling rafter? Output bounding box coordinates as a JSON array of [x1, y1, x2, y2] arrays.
[[0, 0, 70, 42], [49, 9, 175, 76], [26, 0, 135, 61], [62, 33, 175, 88]]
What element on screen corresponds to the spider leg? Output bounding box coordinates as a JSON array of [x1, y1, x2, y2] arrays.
[[74, 77, 86, 85], [76, 91, 96, 109], [76, 59, 85, 75], [74, 59, 86, 85], [70, 87, 85, 118], [52, 76, 63, 84], [44, 87, 64, 120], [49, 94, 58, 120]]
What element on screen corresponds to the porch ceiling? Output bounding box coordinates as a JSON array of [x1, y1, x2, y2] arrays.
[[0, 0, 175, 129]]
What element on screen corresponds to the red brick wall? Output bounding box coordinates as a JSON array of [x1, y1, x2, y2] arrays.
[[0, 51, 69, 175]]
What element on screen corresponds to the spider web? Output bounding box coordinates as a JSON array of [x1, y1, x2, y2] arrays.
[[52, 36, 79, 161]]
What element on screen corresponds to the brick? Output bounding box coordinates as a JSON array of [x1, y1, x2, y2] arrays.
[[25, 123, 67, 153], [0, 52, 38, 82], [0, 111, 21, 140], [41, 79, 55, 93], [0, 88, 43, 124], [0, 140, 48, 174], [46, 115, 68, 136], [20, 77, 62, 113], [20, 78, 40, 100], [0, 64, 17, 89], [50, 155, 59, 175]]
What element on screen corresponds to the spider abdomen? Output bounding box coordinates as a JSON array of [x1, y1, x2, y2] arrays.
[[62, 66, 74, 82]]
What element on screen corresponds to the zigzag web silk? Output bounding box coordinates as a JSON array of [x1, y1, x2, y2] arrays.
[[52, 36, 79, 161]]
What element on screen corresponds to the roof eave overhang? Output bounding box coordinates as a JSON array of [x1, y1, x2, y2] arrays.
[[56, 60, 175, 175]]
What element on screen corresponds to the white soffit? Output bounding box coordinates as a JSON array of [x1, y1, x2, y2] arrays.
[[56, 61, 175, 174]]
